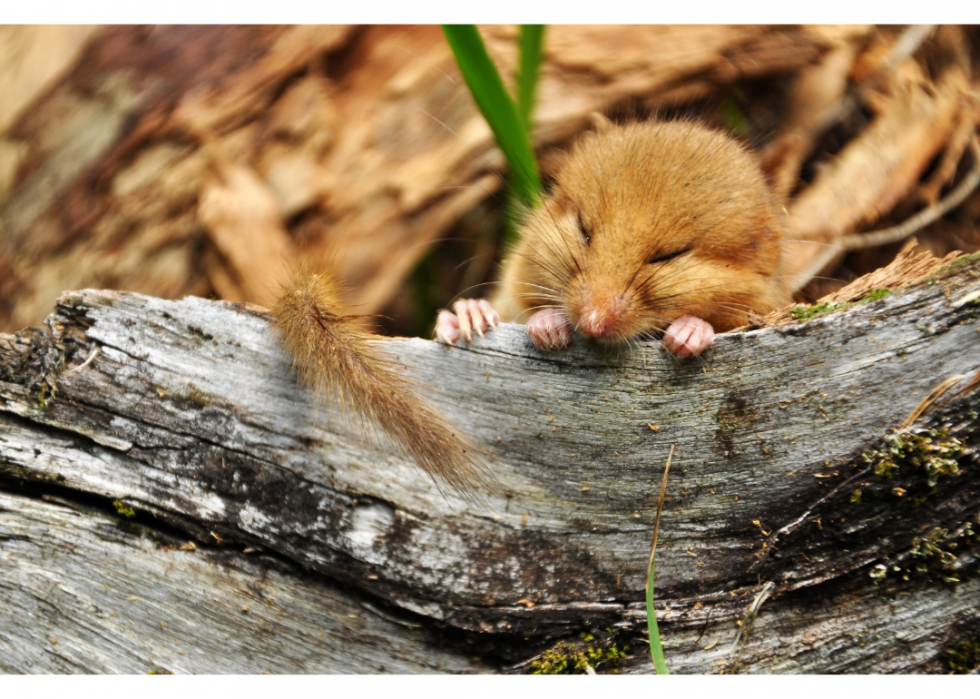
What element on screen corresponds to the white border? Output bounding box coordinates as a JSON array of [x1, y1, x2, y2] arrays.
[[2, 1, 979, 25]]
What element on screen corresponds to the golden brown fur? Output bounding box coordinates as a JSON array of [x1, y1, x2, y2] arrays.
[[493, 120, 788, 341], [273, 265, 489, 497], [274, 121, 783, 496]]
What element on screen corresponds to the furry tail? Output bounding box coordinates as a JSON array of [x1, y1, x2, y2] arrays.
[[272, 266, 490, 497]]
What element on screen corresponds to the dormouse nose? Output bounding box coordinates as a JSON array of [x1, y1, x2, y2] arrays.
[[575, 289, 628, 340]]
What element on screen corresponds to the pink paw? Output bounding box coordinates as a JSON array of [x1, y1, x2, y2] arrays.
[[526, 308, 573, 351], [435, 299, 500, 345], [661, 315, 715, 358]]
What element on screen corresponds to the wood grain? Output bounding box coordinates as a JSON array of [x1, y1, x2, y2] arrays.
[[2, 258, 979, 672]]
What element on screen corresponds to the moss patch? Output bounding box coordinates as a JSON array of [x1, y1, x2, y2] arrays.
[[947, 636, 980, 674], [860, 430, 964, 487], [113, 500, 136, 518], [788, 288, 892, 323], [859, 419, 978, 586], [937, 251, 980, 275], [871, 520, 976, 585], [909, 526, 958, 575], [37, 382, 51, 410], [529, 631, 630, 674], [788, 301, 848, 322], [858, 288, 891, 303]]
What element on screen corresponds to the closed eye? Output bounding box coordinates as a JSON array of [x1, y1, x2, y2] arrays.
[[649, 249, 689, 265], [577, 213, 591, 245]]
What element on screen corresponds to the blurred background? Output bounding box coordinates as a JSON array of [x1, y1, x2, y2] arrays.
[[0, 25, 978, 338]]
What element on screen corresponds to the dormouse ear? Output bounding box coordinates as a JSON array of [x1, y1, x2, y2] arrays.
[[589, 112, 613, 133]]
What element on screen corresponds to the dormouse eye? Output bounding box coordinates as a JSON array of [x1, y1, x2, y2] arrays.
[[576, 213, 591, 245], [649, 249, 689, 265]]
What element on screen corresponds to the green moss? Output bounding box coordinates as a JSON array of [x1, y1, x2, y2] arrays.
[[529, 633, 631, 674], [530, 644, 575, 674], [788, 301, 849, 322], [789, 288, 892, 323], [947, 637, 980, 674], [937, 251, 980, 275], [862, 425, 976, 586], [860, 430, 964, 487], [850, 489, 862, 504], [910, 527, 956, 569], [858, 288, 892, 304], [113, 500, 136, 518], [37, 380, 57, 410], [871, 521, 976, 585]]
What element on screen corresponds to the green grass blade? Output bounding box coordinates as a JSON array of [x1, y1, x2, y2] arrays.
[[646, 561, 669, 675], [500, 26, 546, 249], [442, 25, 542, 210], [646, 445, 673, 675], [516, 25, 545, 131]]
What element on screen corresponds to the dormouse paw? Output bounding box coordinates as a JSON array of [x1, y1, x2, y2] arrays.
[[661, 315, 715, 358], [435, 299, 500, 345], [526, 308, 573, 351]]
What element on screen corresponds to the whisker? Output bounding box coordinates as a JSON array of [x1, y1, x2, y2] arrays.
[[511, 247, 571, 287], [512, 293, 565, 305], [453, 253, 494, 273], [510, 304, 562, 322], [448, 281, 502, 306], [511, 281, 566, 295]]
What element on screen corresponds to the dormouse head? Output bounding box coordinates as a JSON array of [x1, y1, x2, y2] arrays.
[[518, 120, 784, 341]]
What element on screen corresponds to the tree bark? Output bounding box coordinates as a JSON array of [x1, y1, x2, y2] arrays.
[[2, 254, 979, 674]]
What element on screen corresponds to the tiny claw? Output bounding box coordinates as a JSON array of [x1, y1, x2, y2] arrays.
[[467, 300, 480, 337], [440, 299, 502, 345], [435, 310, 461, 345], [469, 299, 489, 337], [453, 300, 473, 342], [478, 299, 500, 330]]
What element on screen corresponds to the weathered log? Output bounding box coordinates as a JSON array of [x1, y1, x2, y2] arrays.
[[0, 492, 489, 674], [1, 253, 979, 673]]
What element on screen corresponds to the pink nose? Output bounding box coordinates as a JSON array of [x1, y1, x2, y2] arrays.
[[578, 310, 608, 337], [577, 305, 622, 339]]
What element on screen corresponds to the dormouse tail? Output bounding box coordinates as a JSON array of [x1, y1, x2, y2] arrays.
[[272, 266, 490, 497]]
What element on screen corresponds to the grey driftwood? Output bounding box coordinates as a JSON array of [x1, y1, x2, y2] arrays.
[[1, 259, 979, 674]]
